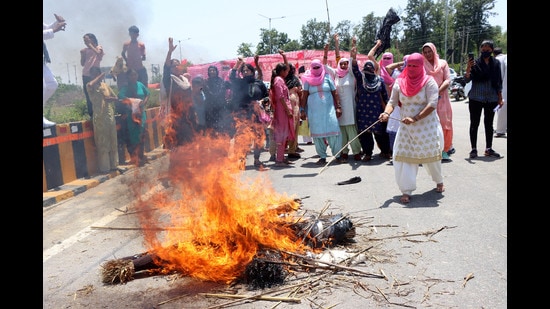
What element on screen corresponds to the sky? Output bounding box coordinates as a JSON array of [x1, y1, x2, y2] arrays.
[[43, 0, 506, 85]]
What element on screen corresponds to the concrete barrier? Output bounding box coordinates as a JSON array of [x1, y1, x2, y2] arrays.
[[43, 107, 164, 192]]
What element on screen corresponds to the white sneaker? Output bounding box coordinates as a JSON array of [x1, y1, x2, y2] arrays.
[[43, 116, 56, 128]]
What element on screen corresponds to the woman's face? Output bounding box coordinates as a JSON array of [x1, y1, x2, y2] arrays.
[[83, 35, 91, 45], [129, 71, 139, 82], [242, 66, 254, 77], [422, 47, 434, 61], [339, 61, 349, 69], [281, 67, 290, 78]]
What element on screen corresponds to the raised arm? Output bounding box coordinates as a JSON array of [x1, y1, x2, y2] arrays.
[[278, 49, 288, 65], [254, 55, 263, 80], [350, 37, 357, 60], [164, 37, 178, 66], [333, 33, 341, 63], [368, 39, 382, 74], [322, 43, 329, 65]]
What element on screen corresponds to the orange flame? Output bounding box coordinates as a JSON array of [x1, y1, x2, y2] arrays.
[[120, 98, 143, 125], [134, 117, 311, 283]]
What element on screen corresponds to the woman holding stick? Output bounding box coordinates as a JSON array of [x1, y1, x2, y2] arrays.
[[378, 53, 444, 204]]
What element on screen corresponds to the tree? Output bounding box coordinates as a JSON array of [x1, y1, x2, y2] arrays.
[[255, 28, 291, 55], [332, 20, 354, 51], [299, 18, 331, 50], [353, 13, 379, 55], [234, 0, 505, 61], [236, 43, 254, 58], [454, 0, 497, 52], [401, 0, 436, 55]]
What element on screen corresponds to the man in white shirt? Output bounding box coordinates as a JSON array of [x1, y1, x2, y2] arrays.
[[43, 13, 66, 128]]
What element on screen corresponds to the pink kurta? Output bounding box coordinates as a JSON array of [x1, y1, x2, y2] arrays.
[[272, 76, 295, 143]]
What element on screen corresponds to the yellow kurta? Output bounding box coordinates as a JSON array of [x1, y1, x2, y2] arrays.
[[87, 81, 119, 172]]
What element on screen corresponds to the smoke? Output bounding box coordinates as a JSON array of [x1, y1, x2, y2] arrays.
[[44, 0, 154, 84]]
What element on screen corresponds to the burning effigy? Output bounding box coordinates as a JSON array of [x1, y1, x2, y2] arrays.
[[100, 125, 361, 288]]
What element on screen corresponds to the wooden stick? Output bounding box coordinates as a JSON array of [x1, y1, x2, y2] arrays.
[[318, 119, 382, 174], [281, 250, 385, 278], [299, 201, 331, 246], [204, 282, 306, 309], [311, 213, 349, 239], [200, 293, 301, 303]]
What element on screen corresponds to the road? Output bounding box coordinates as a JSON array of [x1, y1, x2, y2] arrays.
[[43, 98, 507, 308]]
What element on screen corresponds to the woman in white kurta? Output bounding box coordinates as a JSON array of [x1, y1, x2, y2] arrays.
[[379, 53, 444, 204]]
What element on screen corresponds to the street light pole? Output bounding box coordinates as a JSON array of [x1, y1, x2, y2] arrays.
[[258, 14, 286, 54]]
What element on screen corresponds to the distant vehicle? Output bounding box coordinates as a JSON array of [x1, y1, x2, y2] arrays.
[[450, 76, 467, 101], [449, 68, 457, 80]]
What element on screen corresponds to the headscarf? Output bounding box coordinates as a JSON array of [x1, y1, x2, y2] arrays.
[[422, 42, 443, 75], [379, 52, 394, 83], [336, 57, 349, 78], [397, 53, 430, 97], [301, 59, 325, 86], [361, 60, 382, 93]]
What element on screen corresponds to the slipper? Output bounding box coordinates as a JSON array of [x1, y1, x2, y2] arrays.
[[337, 176, 362, 185], [400, 194, 411, 204]]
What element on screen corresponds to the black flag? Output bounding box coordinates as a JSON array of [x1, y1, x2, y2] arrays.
[[374, 8, 401, 58]]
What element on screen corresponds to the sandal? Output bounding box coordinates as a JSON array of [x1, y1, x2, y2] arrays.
[[361, 155, 372, 162], [400, 194, 411, 204], [436, 183, 445, 193]]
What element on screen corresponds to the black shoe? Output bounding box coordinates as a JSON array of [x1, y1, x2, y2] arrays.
[[316, 158, 327, 165], [287, 153, 301, 159], [269, 155, 276, 162], [447, 147, 456, 155], [337, 176, 362, 185], [469, 149, 478, 159], [484, 148, 501, 158], [494, 133, 506, 138]]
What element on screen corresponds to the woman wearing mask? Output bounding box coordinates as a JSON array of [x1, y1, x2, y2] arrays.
[[300, 59, 342, 165], [379, 53, 445, 204], [464, 39, 503, 159]]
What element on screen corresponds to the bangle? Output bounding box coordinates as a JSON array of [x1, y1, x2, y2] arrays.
[[383, 112, 390, 116], [413, 115, 420, 121]]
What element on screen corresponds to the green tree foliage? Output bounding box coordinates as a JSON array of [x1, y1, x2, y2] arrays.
[[242, 0, 503, 65], [454, 0, 498, 52], [354, 13, 380, 55], [236, 43, 254, 57], [255, 28, 291, 55], [401, 0, 437, 55], [333, 20, 354, 51], [299, 18, 331, 50]]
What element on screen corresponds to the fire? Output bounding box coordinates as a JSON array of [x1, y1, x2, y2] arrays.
[[134, 122, 311, 283], [120, 98, 143, 125]]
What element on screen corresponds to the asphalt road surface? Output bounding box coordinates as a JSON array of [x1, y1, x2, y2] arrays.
[[43, 98, 507, 308]]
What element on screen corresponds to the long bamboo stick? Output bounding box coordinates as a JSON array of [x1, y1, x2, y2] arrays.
[[200, 293, 301, 303]]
